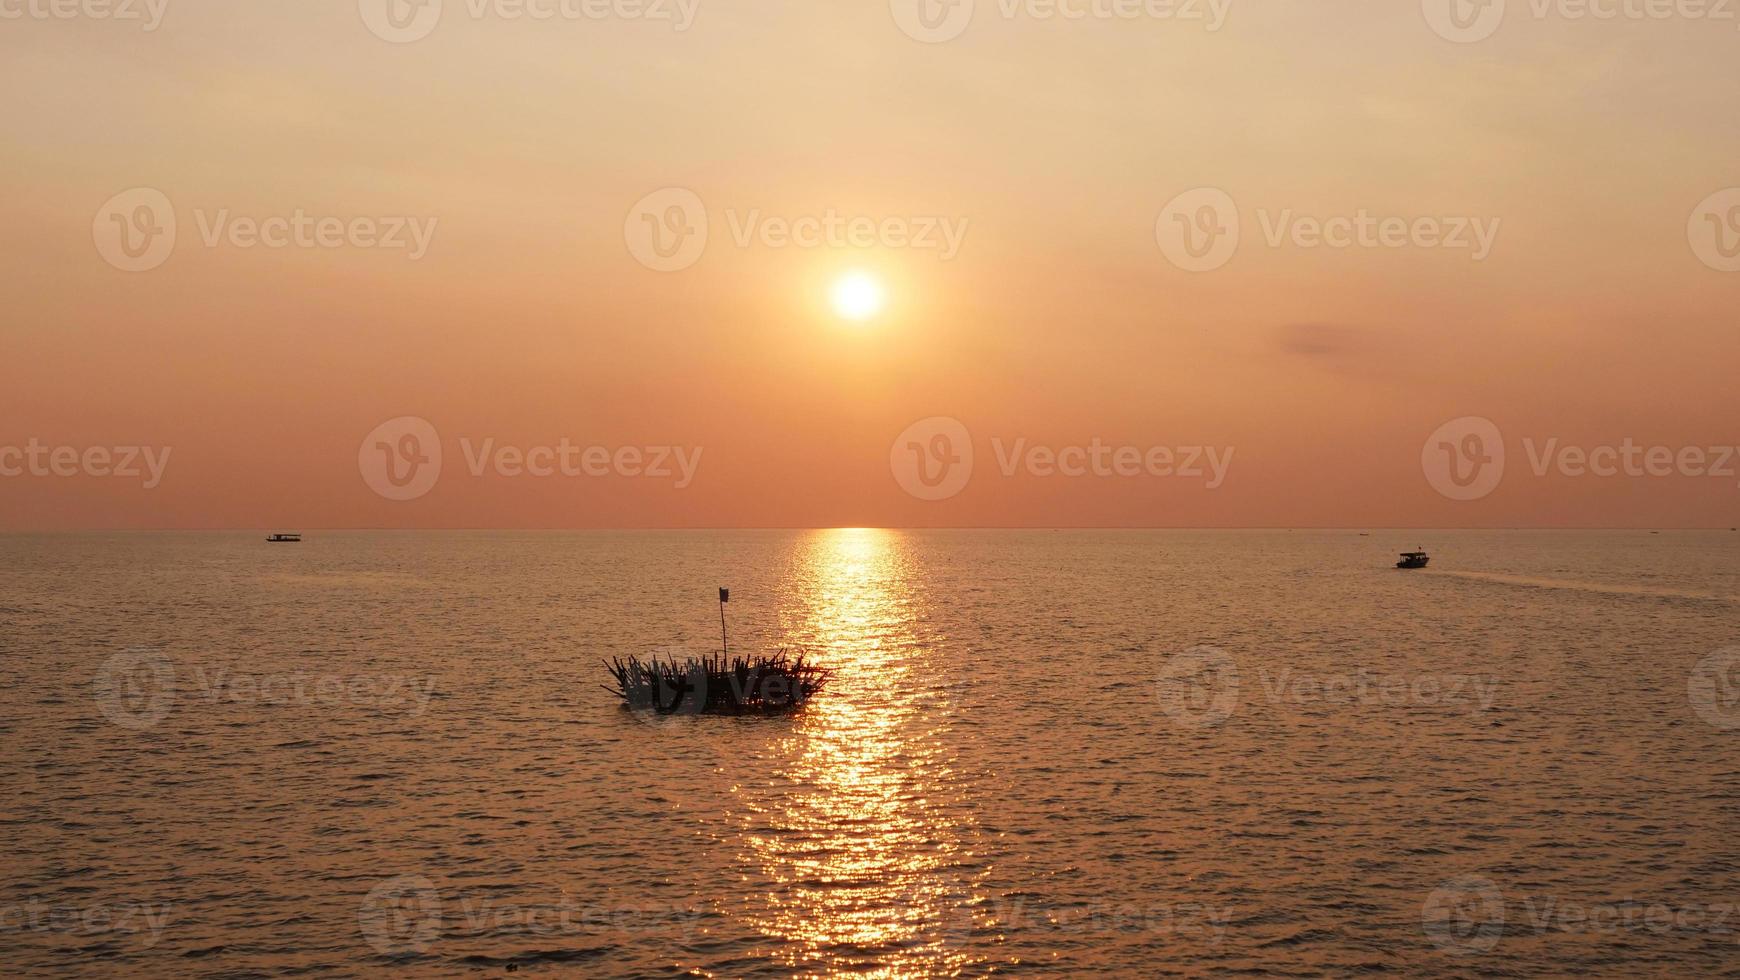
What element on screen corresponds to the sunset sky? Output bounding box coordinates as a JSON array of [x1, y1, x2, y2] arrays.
[[3, 2, 1737, 529]]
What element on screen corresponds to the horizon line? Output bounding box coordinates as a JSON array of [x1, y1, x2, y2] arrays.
[[2, 525, 1735, 534]]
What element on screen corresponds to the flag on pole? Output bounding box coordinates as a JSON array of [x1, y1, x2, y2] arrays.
[[719, 588, 729, 603]]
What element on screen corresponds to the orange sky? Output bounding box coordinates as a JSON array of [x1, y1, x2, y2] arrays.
[[2, 3, 1738, 529]]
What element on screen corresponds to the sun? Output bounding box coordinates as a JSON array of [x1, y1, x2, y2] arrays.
[[829, 271, 886, 321]]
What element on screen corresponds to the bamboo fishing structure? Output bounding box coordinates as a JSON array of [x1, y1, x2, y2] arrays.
[[603, 587, 832, 715], [603, 649, 831, 715]]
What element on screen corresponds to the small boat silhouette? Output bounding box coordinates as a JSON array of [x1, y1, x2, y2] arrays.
[[266, 533, 302, 543], [1396, 550, 1429, 569]]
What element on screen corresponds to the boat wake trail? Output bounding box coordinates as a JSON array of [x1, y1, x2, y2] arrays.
[[1430, 570, 1736, 604]]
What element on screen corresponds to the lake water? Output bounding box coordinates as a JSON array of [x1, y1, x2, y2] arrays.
[[2, 529, 1738, 977]]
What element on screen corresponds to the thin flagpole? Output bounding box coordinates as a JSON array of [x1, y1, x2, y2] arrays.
[[719, 587, 729, 657]]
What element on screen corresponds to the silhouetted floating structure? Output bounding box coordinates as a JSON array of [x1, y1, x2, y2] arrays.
[[605, 586, 830, 715], [266, 533, 302, 543], [1396, 550, 1430, 569], [604, 650, 831, 715]]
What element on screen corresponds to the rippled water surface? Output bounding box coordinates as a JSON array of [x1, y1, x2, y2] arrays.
[[3, 529, 1739, 977]]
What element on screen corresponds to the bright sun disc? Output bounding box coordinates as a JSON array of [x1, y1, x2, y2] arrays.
[[830, 272, 885, 321]]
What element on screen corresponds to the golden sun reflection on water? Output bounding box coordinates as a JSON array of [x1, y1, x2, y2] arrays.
[[740, 528, 982, 977]]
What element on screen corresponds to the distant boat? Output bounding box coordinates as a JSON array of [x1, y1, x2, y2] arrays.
[[266, 533, 302, 543], [1396, 551, 1429, 569]]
